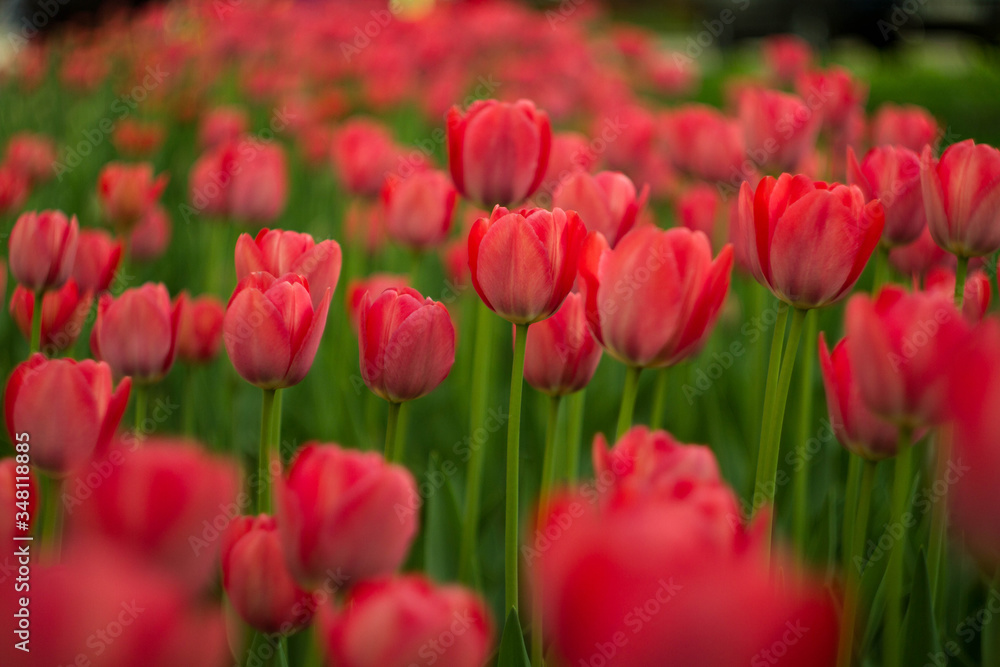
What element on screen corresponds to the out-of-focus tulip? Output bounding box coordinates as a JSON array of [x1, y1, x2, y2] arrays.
[[4, 354, 130, 475], [8, 210, 79, 292], [72, 229, 122, 292], [199, 106, 249, 149], [447, 99, 551, 207], [222, 514, 317, 635], [870, 104, 939, 153], [344, 199, 388, 255], [818, 333, 901, 460], [4, 132, 55, 183], [346, 273, 409, 333], [230, 141, 288, 223], [96, 162, 168, 231], [578, 225, 732, 368], [276, 443, 418, 586], [359, 287, 455, 403], [92, 283, 183, 383], [0, 458, 38, 543], [129, 204, 172, 261], [738, 87, 821, 174], [797, 66, 867, 132], [847, 146, 924, 247], [523, 292, 601, 396], [736, 174, 884, 309], [10, 279, 91, 353], [921, 140, 1000, 258], [845, 286, 966, 427], [925, 267, 991, 322], [177, 294, 225, 363], [382, 169, 457, 250], [442, 239, 470, 288], [331, 118, 400, 197], [0, 163, 30, 215], [235, 228, 342, 309], [676, 182, 723, 248], [662, 105, 745, 183], [188, 145, 233, 218], [539, 131, 598, 197], [888, 225, 949, 280], [112, 118, 165, 157], [223, 272, 331, 389], [320, 575, 493, 667], [762, 34, 813, 84], [468, 206, 585, 324], [552, 171, 648, 247]]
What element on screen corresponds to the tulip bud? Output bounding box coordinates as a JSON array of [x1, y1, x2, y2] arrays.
[[177, 294, 225, 363], [235, 228, 342, 309], [871, 103, 939, 153], [276, 443, 418, 586], [552, 171, 648, 247], [847, 145, 924, 247], [96, 161, 168, 232], [0, 458, 38, 543], [92, 283, 183, 383], [223, 272, 331, 389], [8, 210, 79, 292], [4, 354, 130, 475], [10, 279, 92, 353], [382, 169, 457, 250], [523, 293, 601, 396], [72, 229, 122, 293]]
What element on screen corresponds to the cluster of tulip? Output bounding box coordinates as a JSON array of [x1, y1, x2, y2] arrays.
[[2, 1, 1000, 666]]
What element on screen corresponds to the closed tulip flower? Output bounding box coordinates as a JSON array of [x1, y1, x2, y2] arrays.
[[736, 174, 884, 309], [223, 272, 331, 389], [662, 105, 745, 183], [871, 103, 939, 152], [468, 206, 586, 324], [921, 140, 1000, 258], [96, 161, 167, 231], [925, 266, 992, 323], [552, 171, 648, 247], [229, 141, 288, 223], [447, 99, 551, 207], [10, 279, 91, 353], [0, 458, 37, 543], [8, 210, 79, 292], [738, 88, 821, 173], [346, 273, 409, 333], [331, 118, 400, 197], [847, 145, 924, 247], [523, 292, 601, 396], [359, 287, 455, 403], [71, 229, 122, 293], [321, 576, 493, 667], [177, 294, 225, 363], [4, 354, 130, 475], [381, 169, 457, 249], [276, 443, 418, 586], [235, 228, 342, 309], [578, 226, 733, 368], [222, 514, 317, 634], [92, 283, 183, 383]]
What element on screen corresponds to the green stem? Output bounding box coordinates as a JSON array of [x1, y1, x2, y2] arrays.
[[29, 289, 43, 355], [927, 432, 949, 615], [257, 388, 278, 514], [753, 302, 789, 498], [505, 322, 529, 615], [837, 459, 876, 667], [532, 394, 562, 667], [134, 383, 148, 435], [841, 454, 863, 573], [650, 368, 669, 430], [40, 474, 63, 562], [872, 245, 891, 292], [459, 302, 494, 587], [792, 310, 818, 552], [616, 366, 642, 439], [954, 255, 968, 307], [385, 401, 401, 460], [883, 427, 913, 667], [564, 389, 585, 483]]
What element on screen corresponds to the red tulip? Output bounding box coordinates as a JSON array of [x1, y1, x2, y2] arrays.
[[738, 88, 821, 173], [344, 199, 389, 254], [4, 132, 55, 183], [382, 169, 457, 250], [68, 438, 239, 590], [320, 575, 493, 667], [523, 292, 601, 396], [177, 294, 225, 363], [845, 286, 967, 427], [442, 238, 470, 288], [736, 174, 884, 308], [276, 443, 418, 586], [229, 141, 288, 223], [552, 171, 648, 247], [468, 206, 586, 324], [871, 103, 939, 153], [72, 229, 122, 292], [4, 354, 130, 475], [129, 204, 172, 261], [235, 228, 342, 309], [925, 266, 992, 322], [359, 287, 456, 403], [10, 279, 92, 352], [921, 140, 1000, 257], [676, 182, 723, 247], [96, 161, 168, 231], [222, 514, 317, 634], [662, 105, 745, 183], [0, 163, 30, 215], [796, 66, 867, 132], [578, 226, 732, 368], [199, 105, 249, 149], [331, 118, 400, 197], [818, 333, 901, 460], [223, 272, 331, 389], [188, 145, 233, 218], [346, 273, 409, 333], [762, 34, 813, 83], [539, 131, 598, 196], [92, 283, 183, 383], [447, 99, 551, 207], [888, 225, 949, 280], [112, 118, 165, 157], [8, 209, 79, 292], [847, 145, 924, 247], [0, 458, 38, 543]]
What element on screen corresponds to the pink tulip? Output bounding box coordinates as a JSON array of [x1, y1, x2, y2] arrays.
[[738, 88, 821, 173], [346, 273, 409, 333], [539, 131, 598, 196], [762, 34, 813, 83], [71, 229, 122, 292], [552, 171, 648, 247], [129, 204, 172, 261], [92, 283, 183, 382], [925, 266, 992, 323], [10, 279, 91, 353], [4, 132, 55, 183], [331, 118, 401, 198], [0, 163, 30, 215], [235, 228, 342, 309], [382, 169, 457, 249], [96, 161, 168, 231], [847, 145, 924, 247], [229, 141, 288, 223], [177, 294, 225, 363], [676, 182, 723, 248], [888, 225, 949, 280], [871, 104, 939, 153], [199, 105, 249, 149], [523, 292, 601, 396], [112, 118, 165, 157], [797, 66, 867, 132], [662, 105, 745, 183], [8, 209, 79, 292]]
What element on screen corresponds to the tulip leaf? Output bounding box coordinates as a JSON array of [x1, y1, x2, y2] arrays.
[[901, 550, 940, 667], [424, 453, 463, 582], [497, 608, 531, 667]]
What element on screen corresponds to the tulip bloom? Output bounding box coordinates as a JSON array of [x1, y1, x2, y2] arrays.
[[346, 273, 409, 333], [359, 288, 456, 403], [4, 354, 130, 475], [578, 226, 733, 368], [92, 283, 183, 383], [925, 267, 991, 323], [738, 88, 821, 173], [321, 576, 493, 667], [468, 206, 586, 324], [96, 162, 168, 231], [222, 514, 317, 634], [8, 210, 79, 292], [523, 293, 601, 396], [847, 146, 924, 247], [661, 105, 745, 184], [5, 132, 55, 183], [797, 66, 867, 132], [235, 228, 342, 309], [552, 171, 649, 247], [276, 443, 418, 586], [10, 279, 92, 353], [71, 229, 122, 293], [229, 141, 288, 223], [177, 294, 225, 363], [921, 140, 1000, 258], [736, 174, 884, 309], [447, 99, 551, 207], [381, 169, 457, 249], [331, 118, 400, 197], [871, 103, 939, 153], [223, 272, 331, 389]]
